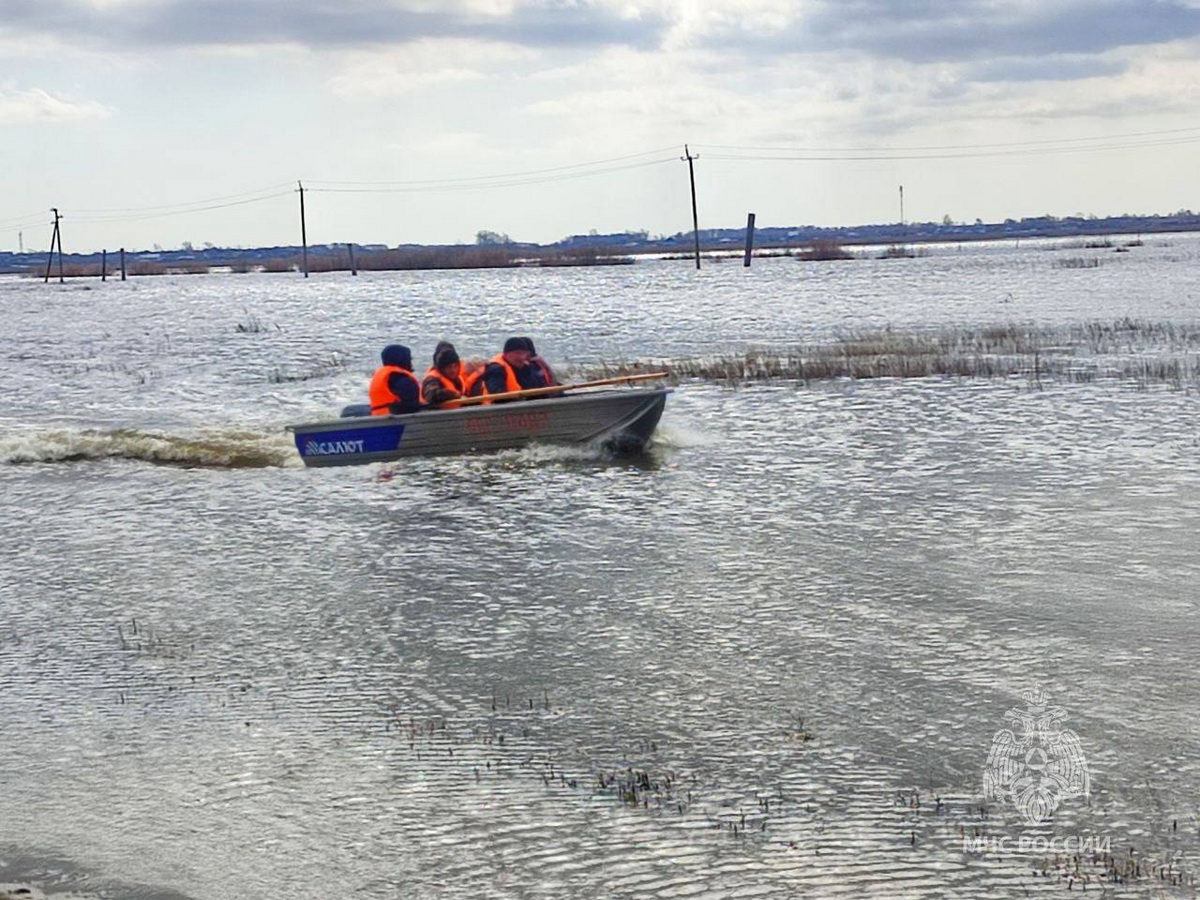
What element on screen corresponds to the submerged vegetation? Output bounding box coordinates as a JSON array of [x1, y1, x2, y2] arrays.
[[22, 245, 635, 278], [49, 259, 212, 277], [588, 320, 1200, 389], [22, 226, 1175, 277], [233, 309, 277, 333], [236, 245, 633, 273], [796, 239, 854, 260], [267, 354, 348, 384]]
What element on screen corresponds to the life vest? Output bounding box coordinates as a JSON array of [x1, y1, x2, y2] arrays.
[[369, 365, 422, 415], [462, 367, 485, 397], [422, 367, 464, 397], [462, 354, 521, 402]]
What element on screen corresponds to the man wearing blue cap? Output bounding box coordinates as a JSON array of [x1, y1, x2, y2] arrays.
[[368, 344, 423, 415]]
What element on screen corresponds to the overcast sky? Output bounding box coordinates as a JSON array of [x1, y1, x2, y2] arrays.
[[3, 0, 1200, 252]]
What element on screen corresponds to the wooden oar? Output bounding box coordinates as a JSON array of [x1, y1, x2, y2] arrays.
[[442, 372, 668, 409]]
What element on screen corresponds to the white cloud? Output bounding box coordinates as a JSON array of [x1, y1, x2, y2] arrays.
[[0, 32, 64, 59], [0, 86, 110, 123], [330, 39, 533, 97], [2, 0, 1198, 250], [0, 0, 667, 50], [524, 30, 1200, 153]]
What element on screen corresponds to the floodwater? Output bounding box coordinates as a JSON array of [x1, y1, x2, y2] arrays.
[[2, 235, 1199, 899]]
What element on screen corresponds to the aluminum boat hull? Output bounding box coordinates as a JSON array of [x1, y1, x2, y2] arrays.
[[287, 387, 669, 467]]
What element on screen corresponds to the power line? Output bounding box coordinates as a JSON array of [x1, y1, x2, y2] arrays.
[[307, 156, 677, 194], [8, 126, 1196, 242], [8, 153, 679, 231], [0, 209, 51, 228], [69, 190, 295, 225], [2, 216, 55, 234], [305, 146, 680, 188], [702, 133, 1200, 163], [5, 154, 678, 236], [696, 124, 1200, 155], [70, 182, 296, 216]]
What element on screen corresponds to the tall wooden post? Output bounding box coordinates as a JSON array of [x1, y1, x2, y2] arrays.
[[683, 145, 700, 270], [743, 213, 756, 267], [44, 208, 62, 283], [120, 247, 127, 281], [42, 222, 55, 283], [347, 242, 357, 276], [55, 213, 64, 283], [298, 180, 309, 278], [101, 249, 107, 282]]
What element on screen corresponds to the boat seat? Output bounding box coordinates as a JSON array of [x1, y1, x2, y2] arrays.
[[340, 404, 372, 418]]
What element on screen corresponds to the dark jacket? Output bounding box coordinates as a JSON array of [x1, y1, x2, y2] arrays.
[[516, 338, 559, 388], [386, 371, 421, 414], [380, 344, 421, 414], [531, 356, 558, 387], [482, 361, 518, 401], [515, 361, 545, 390]]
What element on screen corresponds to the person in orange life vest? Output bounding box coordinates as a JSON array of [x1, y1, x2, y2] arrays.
[[421, 341, 465, 408], [516, 337, 559, 389], [466, 337, 528, 402], [460, 356, 486, 384], [368, 344, 422, 415]]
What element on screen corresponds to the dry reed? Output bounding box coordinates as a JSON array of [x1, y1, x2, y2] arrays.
[[585, 320, 1200, 389]]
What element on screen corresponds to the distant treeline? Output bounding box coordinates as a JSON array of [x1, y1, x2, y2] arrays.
[[580, 210, 1200, 252], [5, 210, 1199, 276]]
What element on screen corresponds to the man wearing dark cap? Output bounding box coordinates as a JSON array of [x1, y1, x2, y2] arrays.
[[368, 344, 422, 415], [422, 341, 465, 408], [516, 337, 559, 390], [465, 337, 530, 403]]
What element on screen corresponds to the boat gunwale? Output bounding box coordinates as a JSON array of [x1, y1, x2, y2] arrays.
[[286, 386, 671, 434]]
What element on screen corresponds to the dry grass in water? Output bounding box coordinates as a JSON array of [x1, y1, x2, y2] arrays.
[[234, 309, 277, 334], [298, 245, 632, 272], [584, 320, 1200, 389], [129, 261, 167, 276], [268, 354, 348, 383], [534, 246, 634, 267], [797, 239, 854, 261]]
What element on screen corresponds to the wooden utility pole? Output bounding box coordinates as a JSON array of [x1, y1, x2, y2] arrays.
[[101, 249, 107, 282], [899, 185, 905, 225], [683, 145, 701, 270], [120, 247, 127, 281], [347, 242, 357, 276], [298, 180, 309, 278], [743, 212, 756, 267], [42, 222, 52, 282], [43, 208, 63, 283]]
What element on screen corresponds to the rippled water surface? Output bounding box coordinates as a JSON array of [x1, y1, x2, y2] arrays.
[[2, 239, 1200, 899]]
